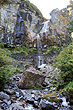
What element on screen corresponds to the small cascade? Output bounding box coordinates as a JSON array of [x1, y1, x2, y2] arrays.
[[61, 97, 69, 107], [36, 34, 41, 53], [36, 34, 44, 68], [40, 20, 49, 33]]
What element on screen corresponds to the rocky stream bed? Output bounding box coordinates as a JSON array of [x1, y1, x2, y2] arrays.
[[0, 53, 73, 110]]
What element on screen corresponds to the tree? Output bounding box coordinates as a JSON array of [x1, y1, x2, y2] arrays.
[[69, 0, 73, 9]]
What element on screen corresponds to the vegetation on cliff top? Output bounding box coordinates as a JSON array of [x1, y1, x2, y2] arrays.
[[22, 0, 43, 17], [1, 0, 43, 17]]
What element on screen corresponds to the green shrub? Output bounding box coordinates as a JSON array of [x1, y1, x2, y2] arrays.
[[56, 42, 73, 100], [62, 81, 73, 103], [0, 42, 5, 48], [68, 20, 73, 32], [0, 48, 16, 90]]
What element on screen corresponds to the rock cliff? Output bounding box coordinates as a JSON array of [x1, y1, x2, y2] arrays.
[[0, 0, 44, 47], [39, 6, 73, 47], [0, 1, 73, 47]]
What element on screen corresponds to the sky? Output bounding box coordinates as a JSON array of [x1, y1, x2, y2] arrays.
[[29, 0, 69, 19]]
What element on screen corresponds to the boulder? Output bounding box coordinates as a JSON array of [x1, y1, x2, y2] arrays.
[[39, 99, 55, 110], [4, 89, 15, 95], [0, 92, 10, 101], [18, 67, 46, 89], [9, 103, 25, 110]]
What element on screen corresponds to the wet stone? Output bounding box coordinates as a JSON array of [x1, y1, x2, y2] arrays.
[[0, 92, 10, 101], [39, 99, 55, 110], [9, 103, 25, 110], [33, 101, 39, 108], [4, 89, 15, 95]]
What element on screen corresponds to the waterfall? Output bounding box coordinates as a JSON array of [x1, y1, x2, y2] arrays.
[[61, 97, 69, 107], [35, 20, 49, 68], [36, 34, 41, 52], [36, 34, 44, 67], [40, 20, 49, 33]]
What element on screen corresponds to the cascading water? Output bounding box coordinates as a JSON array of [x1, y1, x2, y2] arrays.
[[40, 20, 49, 33], [36, 34, 44, 68], [35, 21, 49, 68]]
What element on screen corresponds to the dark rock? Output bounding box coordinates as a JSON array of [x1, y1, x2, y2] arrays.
[[9, 103, 25, 110], [39, 99, 55, 110], [33, 101, 39, 108], [18, 67, 46, 89], [0, 92, 10, 101], [26, 97, 34, 104], [4, 89, 15, 95]]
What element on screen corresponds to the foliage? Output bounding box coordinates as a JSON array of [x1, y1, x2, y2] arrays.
[[12, 42, 36, 56], [0, 65, 17, 89], [0, 46, 16, 89], [21, 0, 43, 17], [68, 20, 73, 32], [62, 81, 73, 96], [43, 45, 61, 55], [69, 0, 73, 9], [56, 42, 73, 101], [0, 42, 5, 48]]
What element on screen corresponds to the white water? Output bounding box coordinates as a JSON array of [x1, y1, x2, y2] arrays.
[[36, 21, 49, 68], [61, 97, 69, 107], [36, 34, 44, 68], [40, 20, 49, 33], [36, 34, 41, 50]]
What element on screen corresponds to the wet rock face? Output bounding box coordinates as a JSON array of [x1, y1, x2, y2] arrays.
[[0, 92, 10, 101], [0, 4, 19, 46], [14, 10, 28, 45], [18, 67, 46, 89], [0, 2, 43, 47], [40, 99, 55, 110], [39, 8, 73, 47]]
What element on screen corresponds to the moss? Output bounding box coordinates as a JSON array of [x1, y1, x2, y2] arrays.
[[42, 92, 57, 99], [21, 0, 43, 17], [11, 42, 36, 56], [49, 84, 53, 87], [42, 92, 62, 103], [44, 90, 50, 93], [50, 98, 62, 103]]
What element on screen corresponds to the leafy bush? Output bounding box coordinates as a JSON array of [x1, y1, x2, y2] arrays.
[[0, 48, 16, 90], [56, 42, 73, 102], [62, 81, 73, 104], [68, 20, 73, 32], [12, 42, 36, 56], [0, 42, 5, 48]]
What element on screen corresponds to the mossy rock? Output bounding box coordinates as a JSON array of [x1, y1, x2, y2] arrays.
[[42, 93, 62, 103], [50, 97, 62, 103]]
